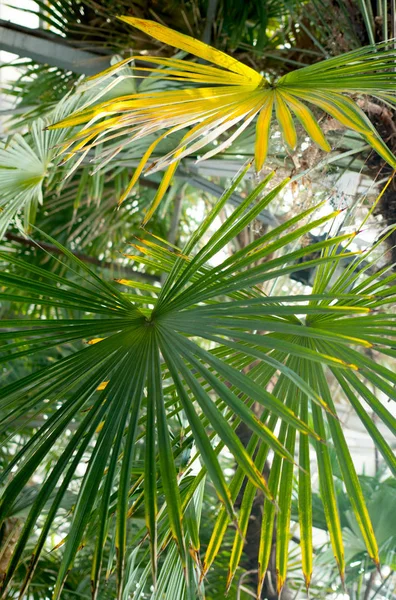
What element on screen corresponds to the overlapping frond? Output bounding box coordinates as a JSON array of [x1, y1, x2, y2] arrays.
[[0, 95, 85, 239], [0, 126, 48, 239], [0, 168, 395, 598], [0, 90, 166, 246], [51, 17, 396, 223]]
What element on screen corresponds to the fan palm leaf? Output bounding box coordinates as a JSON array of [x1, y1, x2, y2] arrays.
[[51, 17, 396, 224], [0, 127, 48, 239], [0, 167, 395, 598], [0, 95, 88, 239]]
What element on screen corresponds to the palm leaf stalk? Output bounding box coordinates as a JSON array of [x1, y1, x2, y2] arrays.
[[50, 17, 396, 224], [0, 167, 395, 598]]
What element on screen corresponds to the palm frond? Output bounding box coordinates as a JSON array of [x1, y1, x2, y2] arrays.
[[0, 80, 172, 245], [0, 168, 395, 598], [0, 95, 86, 238], [50, 18, 396, 223]]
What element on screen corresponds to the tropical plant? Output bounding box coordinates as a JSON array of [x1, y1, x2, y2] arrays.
[[1, 164, 395, 598], [1, 2, 396, 599], [0, 79, 176, 249], [3, 0, 305, 135], [51, 17, 396, 224], [290, 469, 396, 599], [0, 96, 82, 239]]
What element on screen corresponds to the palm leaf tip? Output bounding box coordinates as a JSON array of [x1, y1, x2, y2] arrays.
[[51, 23, 396, 218]]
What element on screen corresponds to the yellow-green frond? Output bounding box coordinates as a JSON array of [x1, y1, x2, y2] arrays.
[[49, 18, 396, 222], [255, 94, 274, 171], [118, 16, 262, 85], [275, 91, 297, 150]]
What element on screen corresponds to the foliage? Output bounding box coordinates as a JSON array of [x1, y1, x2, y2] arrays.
[[1, 2, 396, 599], [4, 0, 309, 126], [0, 96, 82, 238], [0, 78, 176, 252], [291, 471, 396, 599], [1, 165, 395, 598], [51, 17, 396, 224]]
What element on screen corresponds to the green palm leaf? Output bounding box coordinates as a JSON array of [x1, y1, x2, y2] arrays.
[[0, 96, 85, 239], [0, 170, 395, 598]]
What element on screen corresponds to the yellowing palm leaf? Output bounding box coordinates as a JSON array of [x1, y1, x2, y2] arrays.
[[51, 17, 396, 224]]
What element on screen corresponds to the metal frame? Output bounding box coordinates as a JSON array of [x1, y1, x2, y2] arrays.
[[0, 19, 110, 75]]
